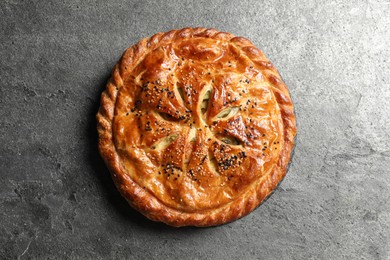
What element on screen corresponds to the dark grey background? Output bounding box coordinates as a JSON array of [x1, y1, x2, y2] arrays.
[[1, 0, 389, 259]]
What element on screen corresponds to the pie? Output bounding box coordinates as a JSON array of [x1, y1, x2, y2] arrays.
[[97, 27, 296, 227]]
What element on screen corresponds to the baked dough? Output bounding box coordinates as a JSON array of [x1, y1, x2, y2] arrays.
[[97, 28, 296, 227]]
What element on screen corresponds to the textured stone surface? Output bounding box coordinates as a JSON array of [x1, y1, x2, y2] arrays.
[[1, 0, 389, 259]]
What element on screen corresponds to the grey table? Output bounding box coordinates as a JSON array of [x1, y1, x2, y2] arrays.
[[1, 1, 389, 259]]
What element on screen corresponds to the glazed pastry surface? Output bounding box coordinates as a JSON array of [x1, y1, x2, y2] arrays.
[[97, 28, 296, 227]]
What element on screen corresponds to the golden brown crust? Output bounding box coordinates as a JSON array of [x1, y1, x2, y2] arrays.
[[97, 28, 296, 227]]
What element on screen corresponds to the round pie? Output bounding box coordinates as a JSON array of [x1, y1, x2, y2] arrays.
[[97, 28, 296, 227]]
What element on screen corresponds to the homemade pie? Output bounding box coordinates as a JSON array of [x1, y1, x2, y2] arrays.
[[97, 28, 296, 227]]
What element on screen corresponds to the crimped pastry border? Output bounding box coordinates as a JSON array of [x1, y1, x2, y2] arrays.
[[96, 27, 296, 227]]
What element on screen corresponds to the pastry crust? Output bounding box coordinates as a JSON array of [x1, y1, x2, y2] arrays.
[[97, 28, 296, 227]]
